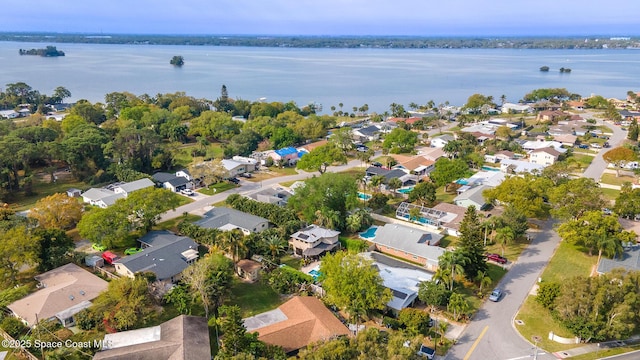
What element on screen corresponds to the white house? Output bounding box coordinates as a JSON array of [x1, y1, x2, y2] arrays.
[[529, 147, 561, 166], [501, 103, 532, 114], [430, 134, 454, 148], [113, 178, 155, 196]]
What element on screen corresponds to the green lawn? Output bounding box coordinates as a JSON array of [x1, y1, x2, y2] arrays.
[[540, 240, 596, 283], [571, 154, 594, 167], [154, 214, 203, 232], [515, 296, 577, 353], [600, 173, 635, 187], [601, 188, 620, 202], [279, 180, 297, 187], [435, 187, 457, 204], [281, 255, 302, 270], [11, 178, 89, 211], [338, 167, 366, 179], [198, 182, 238, 195], [226, 279, 284, 317], [570, 344, 640, 360], [339, 235, 369, 253], [173, 142, 225, 168]]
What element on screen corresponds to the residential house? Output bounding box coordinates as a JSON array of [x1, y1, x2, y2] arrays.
[[361, 252, 434, 313], [351, 125, 380, 142], [268, 147, 301, 165], [536, 110, 567, 123], [247, 186, 293, 206], [93, 315, 211, 360], [81, 188, 125, 208], [152, 172, 193, 193], [418, 147, 446, 162], [553, 134, 578, 147], [393, 155, 436, 176], [430, 134, 454, 148], [222, 157, 258, 178], [431, 202, 467, 236], [375, 121, 398, 134], [500, 159, 546, 174], [596, 245, 640, 275], [619, 110, 640, 121], [175, 169, 193, 181], [66, 188, 82, 198], [113, 178, 155, 197], [365, 166, 418, 187], [530, 147, 562, 166], [367, 223, 444, 271], [236, 259, 262, 282], [501, 103, 532, 114], [387, 117, 421, 126], [484, 150, 514, 164], [297, 139, 328, 154], [521, 140, 565, 152], [531, 101, 561, 112], [566, 100, 585, 111], [7, 263, 108, 328], [114, 231, 199, 283], [289, 224, 340, 257], [194, 207, 269, 234], [243, 296, 350, 354], [454, 184, 491, 210]]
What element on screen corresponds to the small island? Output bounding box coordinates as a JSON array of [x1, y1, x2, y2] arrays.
[[170, 55, 184, 67], [19, 45, 65, 57], [559, 67, 572, 73], [539, 66, 550, 72]]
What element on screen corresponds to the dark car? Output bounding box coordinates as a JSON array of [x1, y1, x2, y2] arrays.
[[228, 177, 240, 184], [356, 145, 369, 152], [485, 253, 507, 264], [371, 161, 383, 167], [577, 144, 590, 149]]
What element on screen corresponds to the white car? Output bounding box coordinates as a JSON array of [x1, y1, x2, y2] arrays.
[[489, 289, 503, 302], [180, 189, 195, 196]]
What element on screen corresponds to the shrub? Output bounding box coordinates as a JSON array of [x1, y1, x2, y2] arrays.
[[1, 316, 28, 338], [536, 282, 561, 309]]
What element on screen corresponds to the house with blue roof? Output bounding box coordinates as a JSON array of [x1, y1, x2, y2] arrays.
[[268, 147, 301, 165]]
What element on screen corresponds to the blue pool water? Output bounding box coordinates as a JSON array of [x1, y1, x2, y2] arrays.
[[359, 226, 378, 239], [456, 179, 469, 185], [397, 187, 414, 194], [309, 269, 322, 280], [358, 192, 372, 200], [481, 166, 500, 172]]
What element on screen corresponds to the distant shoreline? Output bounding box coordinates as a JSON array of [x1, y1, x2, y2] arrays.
[[0, 32, 639, 50]]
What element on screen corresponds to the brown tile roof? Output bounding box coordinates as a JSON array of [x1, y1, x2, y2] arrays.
[[388, 117, 421, 125], [300, 140, 328, 152], [553, 134, 577, 144], [8, 263, 108, 326], [236, 259, 261, 273], [251, 296, 350, 353], [432, 203, 466, 230], [388, 154, 413, 164], [399, 156, 435, 171], [531, 147, 561, 157], [93, 315, 211, 360]]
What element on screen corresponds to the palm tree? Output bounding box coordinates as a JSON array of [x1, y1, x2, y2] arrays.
[[500, 94, 507, 106], [443, 140, 462, 159], [433, 267, 452, 291], [439, 251, 467, 291], [218, 229, 246, 262], [475, 270, 492, 296], [370, 175, 385, 193], [595, 233, 623, 267], [388, 177, 402, 196], [264, 234, 288, 264], [494, 226, 515, 257], [408, 207, 422, 222], [437, 321, 449, 348]]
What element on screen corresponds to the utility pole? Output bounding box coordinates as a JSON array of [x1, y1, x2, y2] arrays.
[[532, 335, 541, 360]]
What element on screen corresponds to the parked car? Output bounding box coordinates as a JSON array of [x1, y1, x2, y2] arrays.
[[485, 253, 507, 264], [92, 243, 107, 252], [356, 145, 369, 152], [577, 144, 589, 149], [602, 208, 612, 215], [603, 142, 610, 148], [228, 177, 240, 184], [180, 189, 195, 196], [239, 172, 252, 178], [489, 288, 503, 302], [591, 143, 602, 149], [124, 247, 143, 255], [417, 345, 435, 359], [371, 161, 383, 167], [101, 251, 120, 265]]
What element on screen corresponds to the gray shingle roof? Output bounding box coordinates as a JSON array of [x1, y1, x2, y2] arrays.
[[597, 246, 640, 274], [115, 232, 198, 281], [116, 178, 155, 194], [194, 207, 268, 233], [370, 224, 445, 262], [152, 172, 178, 183], [454, 184, 490, 208]]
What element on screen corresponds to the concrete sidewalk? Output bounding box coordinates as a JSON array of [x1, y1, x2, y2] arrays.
[[553, 336, 640, 358]]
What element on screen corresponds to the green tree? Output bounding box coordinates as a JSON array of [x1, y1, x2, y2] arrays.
[[182, 253, 233, 318], [382, 128, 418, 153], [614, 186, 640, 219], [457, 206, 487, 279], [89, 276, 155, 331], [398, 308, 431, 336], [483, 175, 552, 219], [288, 173, 358, 230], [77, 206, 132, 249], [557, 210, 632, 257], [319, 252, 392, 327], [475, 270, 492, 296], [548, 177, 605, 220], [628, 119, 639, 141], [438, 250, 468, 291], [429, 158, 473, 189], [61, 124, 109, 181], [602, 147, 637, 177], [463, 93, 495, 113], [418, 280, 452, 309], [447, 292, 471, 321], [163, 283, 192, 315], [35, 228, 74, 272], [494, 226, 515, 257], [536, 282, 561, 309], [28, 193, 83, 230], [345, 208, 374, 233], [170, 55, 184, 66], [329, 127, 355, 154], [387, 177, 402, 194], [297, 143, 347, 173], [407, 181, 437, 206], [0, 225, 40, 286], [122, 187, 181, 232]]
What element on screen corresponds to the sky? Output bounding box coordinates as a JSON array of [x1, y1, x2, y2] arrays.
[[2, 0, 639, 36]]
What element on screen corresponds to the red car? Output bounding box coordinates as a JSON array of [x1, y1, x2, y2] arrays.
[[485, 253, 507, 264]]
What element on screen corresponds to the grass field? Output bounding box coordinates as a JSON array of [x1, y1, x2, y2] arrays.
[[571, 153, 594, 168], [11, 177, 89, 211], [198, 182, 238, 195], [435, 186, 457, 204], [600, 173, 635, 187], [226, 279, 284, 317], [516, 296, 576, 352], [154, 214, 203, 232], [539, 240, 596, 283], [601, 188, 620, 202]]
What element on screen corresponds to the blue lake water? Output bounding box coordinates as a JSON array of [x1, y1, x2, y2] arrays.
[[1, 41, 639, 112]]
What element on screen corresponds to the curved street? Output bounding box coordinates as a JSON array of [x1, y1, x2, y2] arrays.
[[581, 115, 627, 181], [446, 220, 561, 360]]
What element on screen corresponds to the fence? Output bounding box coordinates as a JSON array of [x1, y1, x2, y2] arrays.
[[0, 327, 39, 360], [93, 266, 120, 280]]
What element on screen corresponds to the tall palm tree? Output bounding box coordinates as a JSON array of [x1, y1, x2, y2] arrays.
[[388, 177, 402, 196], [495, 226, 515, 257], [595, 233, 623, 267], [475, 270, 492, 296], [370, 175, 385, 193], [218, 229, 246, 262], [264, 234, 288, 264], [439, 251, 467, 291]]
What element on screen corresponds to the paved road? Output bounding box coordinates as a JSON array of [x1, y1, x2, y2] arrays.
[[581, 114, 627, 181], [446, 220, 562, 360]]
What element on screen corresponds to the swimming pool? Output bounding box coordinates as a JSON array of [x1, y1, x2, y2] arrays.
[[481, 166, 500, 172], [455, 179, 469, 185], [397, 187, 414, 194], [358, 192, 372, 200], [359, 226, 378, 239], [309, 269, 322, 280]]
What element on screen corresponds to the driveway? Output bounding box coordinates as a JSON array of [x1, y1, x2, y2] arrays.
[[445, 220, 561, 360]]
